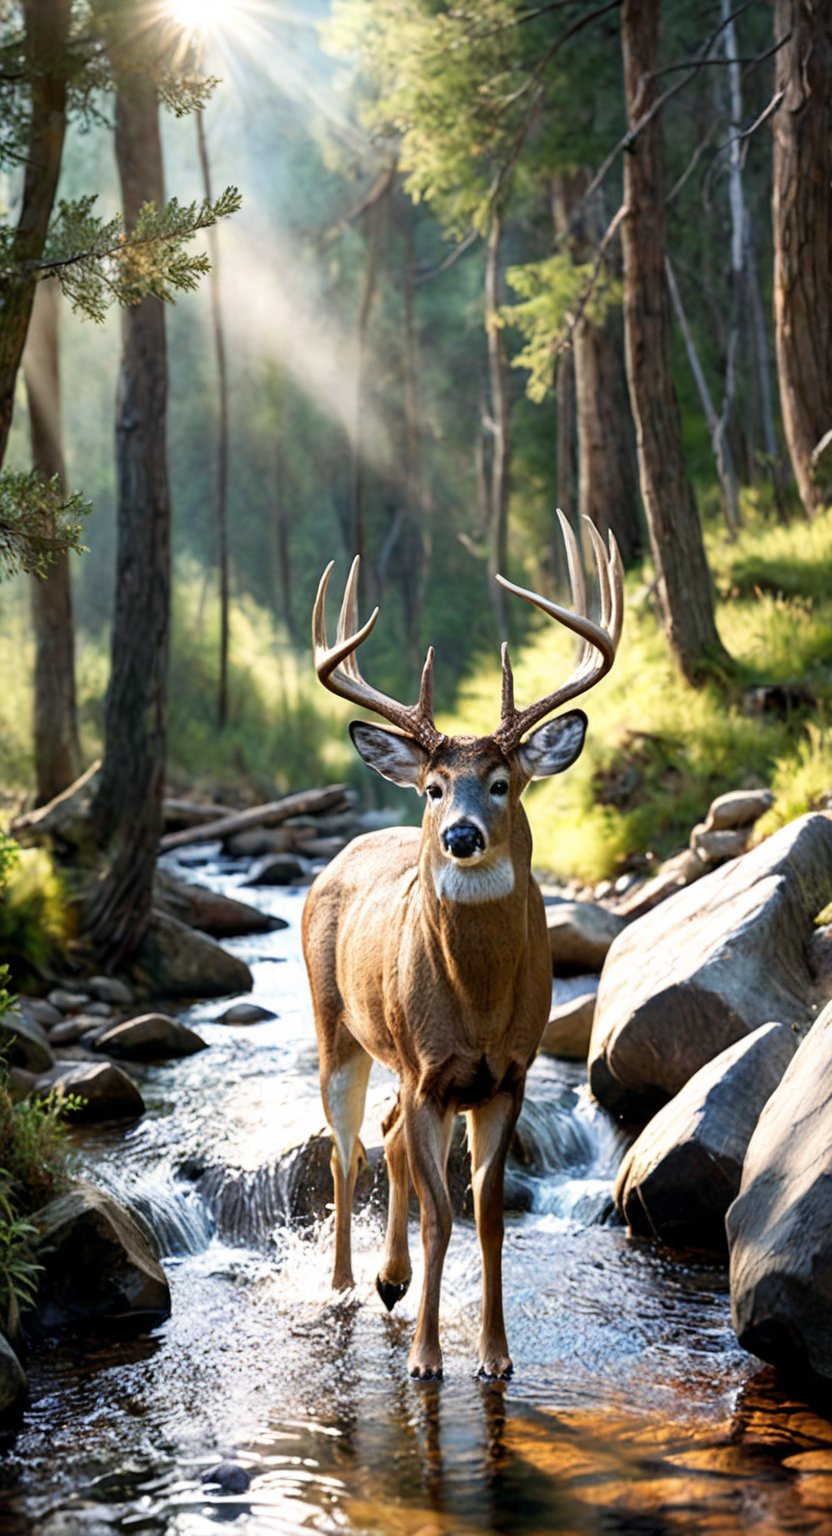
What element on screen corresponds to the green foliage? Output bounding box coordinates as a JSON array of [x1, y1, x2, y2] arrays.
[[0, 847, 70, 985], [0, 1077, 74, 1337], [0, 470, 89, 579], [506, 255, 621, 402], [0, 1184, 40, 1342], [35, 188, 243, 322]]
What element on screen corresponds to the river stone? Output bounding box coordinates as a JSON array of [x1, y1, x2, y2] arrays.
[[34, 1061, 145, 1122], [0, 1010, 54, 1073], [93, 1013, 207, 1060], [727, 1000, 832, 1387], [615, 1023, 797, 1252], [617, 848, 707, 920], [34, 1183, 171, 1336], [47, 988, 91, 1014], [20, 997, 62, 1029], [546, 901, 627, 973], [49, 1016, 95, 1047], [705, 789, 774, 832], [243, 854, 306, 887], [154, 870, 287, 938], [588, 814, 832, 1119], [539, 986, 598, 1060], [84, 1001, 114, 1019], [133, 913, 253, 999], [202, 1462, 251, 1493], [87, 975, 135, 1006], [689, 825, 751, 865], [217, 1002, 277, 1025], [0, 1333, 26, 1424]]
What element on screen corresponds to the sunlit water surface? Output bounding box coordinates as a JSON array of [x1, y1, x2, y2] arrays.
[[2, 853, 832, 1536]]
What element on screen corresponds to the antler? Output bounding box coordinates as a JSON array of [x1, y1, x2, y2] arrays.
[[312, 557, 446, 752], [493, 510, 624, 751]]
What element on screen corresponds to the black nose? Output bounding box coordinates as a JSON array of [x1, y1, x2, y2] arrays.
[[442, 820, 485, 859]]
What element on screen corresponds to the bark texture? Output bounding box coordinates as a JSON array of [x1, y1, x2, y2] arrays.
[[87, 63, 170, 964], [619, 0, 725, 681], [772, 0, 832, 517], [552, 170, 642, 565], [0, 0, 70, 466], [484, 209, 510, 638], [23, 279, 81, 803]]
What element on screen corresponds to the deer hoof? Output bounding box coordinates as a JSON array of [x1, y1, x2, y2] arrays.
[[477, 1355, 513, 1380], [376, 1274, 410, 1312], [409, 1362, 443, 1381]]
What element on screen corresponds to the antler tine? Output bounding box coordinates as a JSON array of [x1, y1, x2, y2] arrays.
[[311, 560, 445, 752], [493, 512, 624, 750]]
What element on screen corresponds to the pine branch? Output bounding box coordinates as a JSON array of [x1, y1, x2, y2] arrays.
[[0, 471, 89, 579]]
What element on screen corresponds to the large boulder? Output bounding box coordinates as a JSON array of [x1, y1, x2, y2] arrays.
[[133, 913, 253, 999], [588, 814, 832, 1118], [546, 901, 627, 973], [34, 1061, 145, 1122], [93, 1013, 207, 1061], [727, 1000, 832, 1388], [154, 870, 285, 938], [615, 1022, 797, 1252], [0, 1010, 54, 1073], [34, 1183, 171, 1336], [0, 1334, 26, 1425]]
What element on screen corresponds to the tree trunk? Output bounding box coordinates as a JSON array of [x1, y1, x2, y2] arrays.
[[195, 110, 231, 727], [620, 0, 726, 681], [771, 0, 832, 519], [665, 255, 740, 537], [553, 349, 576, 587], [485, 208, 510, 639], [23, 279, 81, 803], [0, 0, 70, 468], [273, 436, 295, 643], [552, 170, 642, 565], [400, 217, 430, 674], [87, 60, 171, 965]]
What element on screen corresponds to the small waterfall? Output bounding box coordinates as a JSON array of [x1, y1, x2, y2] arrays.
[[510, 1086, 630, 1227], [94, 1165, 215, 1258]]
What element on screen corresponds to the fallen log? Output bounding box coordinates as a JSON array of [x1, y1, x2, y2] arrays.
[[158, 785, 351, 853], [162, 797, 234, 831], [154, 870, 287, 937]]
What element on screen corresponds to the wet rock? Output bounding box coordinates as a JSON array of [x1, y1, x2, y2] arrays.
[[617, 848, 708, 920], [727, 1000, 832, 1388], [705, 789, 774, 832], [225, 828, 293, 858], [84, 1001, 114, 1019], [47, 988, 91, 1014], [49, 1016, 95, 1047], [202, 1461, 251, 1493], [243, 854, 306, 887], [546, 901, 627, 974], [34, 1061, 145, 1122], [0, 1334, 26, 1425], [154, 870, 286, 938], [810, 923, 832, 1005], [539, 985, 598, 1061], [34, 1183, 171, 1336], [0, 1010, 54, 1073], [689, 825, 751, 865], [615, 1023, 797, 1252], [93, 1013, 207, 1061], [217, 1002, 277, 1025], [87, 976, 134, 1006], [133, 913, 253, 999], [588, 814, 832, 1119], [7, 1067, 37, 1103], [19, 997, 62, 1029]]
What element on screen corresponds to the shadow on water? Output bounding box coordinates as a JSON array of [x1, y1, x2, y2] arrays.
[[2, 863, 832, 1534]]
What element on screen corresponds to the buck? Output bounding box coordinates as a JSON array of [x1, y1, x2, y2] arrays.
[[302, 512, 622, 1379]]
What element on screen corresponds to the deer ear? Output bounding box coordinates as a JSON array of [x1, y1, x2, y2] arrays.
[[515, 710, 588, 781], [349, 722, 428, 789]]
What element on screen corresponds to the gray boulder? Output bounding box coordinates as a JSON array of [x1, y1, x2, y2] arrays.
[[588, 814, 832, 1118], [34, 1183, 171, 1335], [0, 1010, 54, 1073], [727, 1000, 832, 1387], [133, 913, 253, 999], [617, 848, 707, 920], [615, 1023, 797, 1252], [539, 983, 598, 1061], [217, 1002, 277, 1025], [0, 1333, 26, 1424], [546, 901, 626, 973], [93, 1013, 207, 1060], [88, 975, 134, 1006], [20, 997, 62, 1029], [34, 1061, 145, 1122], [243, 854, 306, 887], [154, 870, 286, 938], [47, 988, 91, 1013], [705, 788, 774, 832], [689, 825, 751, 865]]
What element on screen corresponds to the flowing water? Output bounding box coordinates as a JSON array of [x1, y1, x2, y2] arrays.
[[2, 851, 832, 1535]]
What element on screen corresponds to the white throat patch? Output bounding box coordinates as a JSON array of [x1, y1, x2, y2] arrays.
[[432, 854, 515, 906]]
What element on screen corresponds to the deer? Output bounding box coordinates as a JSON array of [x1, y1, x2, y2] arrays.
[[301, 511, 623, 1380]]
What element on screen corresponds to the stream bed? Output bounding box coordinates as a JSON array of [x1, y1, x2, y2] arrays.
[[2, 852, 832, 1535]]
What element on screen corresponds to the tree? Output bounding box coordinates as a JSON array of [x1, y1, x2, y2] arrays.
[[771, 0, 832, 518], [619, 0, 726, 681], [23, 279, 81, 804]]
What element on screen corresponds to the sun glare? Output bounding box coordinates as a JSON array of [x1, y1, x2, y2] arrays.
[[169, 0, 237, 36]]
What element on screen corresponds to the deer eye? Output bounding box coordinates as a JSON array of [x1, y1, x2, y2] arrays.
[[490, 779, 509, 798], [426, 783, 443, 802]]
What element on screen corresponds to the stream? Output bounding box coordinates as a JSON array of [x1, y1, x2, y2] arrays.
[[2, 849, 832, 1535]]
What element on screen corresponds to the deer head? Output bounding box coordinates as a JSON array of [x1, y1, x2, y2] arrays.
[[313, 512, 623, 896]]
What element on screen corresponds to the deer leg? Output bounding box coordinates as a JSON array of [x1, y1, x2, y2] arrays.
[[377, 1097, 412, 1311], [321, 1045, 372, 1291], [403, 1096, 454, 1380], [467, 1092, 521, 1378]]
